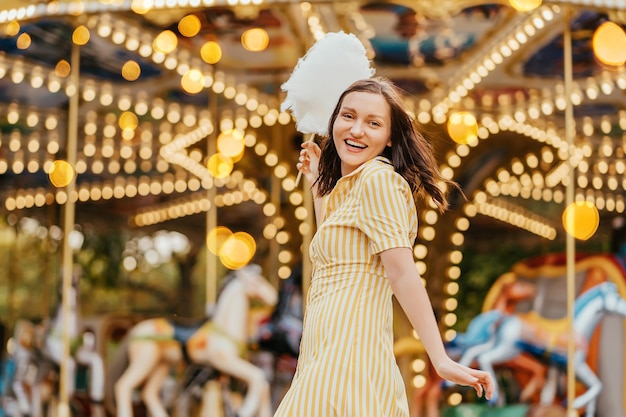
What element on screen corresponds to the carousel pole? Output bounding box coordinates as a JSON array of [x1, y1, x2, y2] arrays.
[[58, 39, 80, 417], [269, 130, 281, 288], [301, 132, 315, 307], [206, 89, 218, 312], [562, 7, 577, 417]]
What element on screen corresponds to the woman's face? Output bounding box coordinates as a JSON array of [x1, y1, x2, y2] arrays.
[[332, 91, 392, 176]]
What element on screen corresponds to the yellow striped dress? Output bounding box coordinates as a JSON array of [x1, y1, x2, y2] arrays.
[[273, 156, 418, 417]]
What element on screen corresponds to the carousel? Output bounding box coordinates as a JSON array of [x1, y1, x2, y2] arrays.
[[0, 0, 625, 416]]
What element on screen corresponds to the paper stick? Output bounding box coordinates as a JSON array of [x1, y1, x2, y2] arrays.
[[294, 133, 316, 187]]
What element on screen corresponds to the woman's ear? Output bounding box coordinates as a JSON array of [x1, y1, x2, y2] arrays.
[[386, 140, 392, 147]]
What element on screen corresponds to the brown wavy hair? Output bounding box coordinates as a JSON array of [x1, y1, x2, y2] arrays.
[[314, 77, 457, 212]]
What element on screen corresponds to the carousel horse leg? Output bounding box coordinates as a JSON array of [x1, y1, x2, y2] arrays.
[[200, 379, 225, 417], [475, 343, 521, 406], [511, 355, 547, 403], [571, 356, 602, 417], [75, 331, 105, 403], [539, 366, 559, 405], [11, 356, 32, 415], [208, 355, 271, 417], [75, 347, 104, 402], [114, 341, 161, 417], [141, 362, 170, 417]]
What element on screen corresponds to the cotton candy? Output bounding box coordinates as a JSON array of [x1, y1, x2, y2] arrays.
[[281, 32, 375, 136]]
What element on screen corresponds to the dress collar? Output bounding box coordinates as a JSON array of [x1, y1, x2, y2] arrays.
[[339, 156, 392, 181]]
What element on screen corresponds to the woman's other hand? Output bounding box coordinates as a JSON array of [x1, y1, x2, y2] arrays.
[[434, 357, 494, 400]]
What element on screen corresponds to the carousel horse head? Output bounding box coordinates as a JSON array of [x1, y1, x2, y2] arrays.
[[225, 263, 278, 308]]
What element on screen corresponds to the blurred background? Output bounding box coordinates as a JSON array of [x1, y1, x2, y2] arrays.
[[0, 1, 625, 416]]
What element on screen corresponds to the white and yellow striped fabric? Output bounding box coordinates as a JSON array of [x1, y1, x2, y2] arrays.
[[274, 156, 418, 417]]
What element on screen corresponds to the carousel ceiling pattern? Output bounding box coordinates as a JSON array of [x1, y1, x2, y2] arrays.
[[0, 0, 625, 252]]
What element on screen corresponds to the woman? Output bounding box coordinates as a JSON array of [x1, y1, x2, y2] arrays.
[[273, 77, 493, 416]]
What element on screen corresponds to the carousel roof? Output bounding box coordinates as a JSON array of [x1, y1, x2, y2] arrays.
[[0, 0, 625, 252]]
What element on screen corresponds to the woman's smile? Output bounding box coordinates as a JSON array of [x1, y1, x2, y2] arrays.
[[333, 91, 391, 175]]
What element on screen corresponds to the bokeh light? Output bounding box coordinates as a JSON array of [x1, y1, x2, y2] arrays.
[[153, 30, 178, 54], [217, 129, 245, 160], [178, 14, 201, 38], [219, 232, 256, 270], [49, 160, 75, 187], [206, 226, 233, 255], [5, 20, 20, 36], [16, 33, 31, 49], [201, 41, 222, 64], [181, 69, 204, 94], [122, 60, 141, 81], [447, 111, 478, 145], [592, 21, 626, 67], [131, 0, 151, 14], [562, 201, 599, 241], [119, 111, 139, 131], [509, 0, 542, 11], [55, 60, 71, 78], [207, 154, 234, 178], [72, 25, 90, 46], [241, 28, 269, 52]]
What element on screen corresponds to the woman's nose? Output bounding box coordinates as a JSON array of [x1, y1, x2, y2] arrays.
[[350, 122, 364, 136]]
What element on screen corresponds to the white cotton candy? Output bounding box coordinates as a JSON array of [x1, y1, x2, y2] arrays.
[[281, 32, 375, 136]]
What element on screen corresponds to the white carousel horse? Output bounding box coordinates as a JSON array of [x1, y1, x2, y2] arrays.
[[458, 281, 626, 417], [114, 263, 278, 417], [35, 271, 105, 417]]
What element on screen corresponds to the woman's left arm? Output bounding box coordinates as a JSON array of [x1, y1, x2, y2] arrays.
[[380, 247, 494, 400]]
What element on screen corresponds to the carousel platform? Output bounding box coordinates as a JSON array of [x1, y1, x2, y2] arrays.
[[442, 404, 529, 417]]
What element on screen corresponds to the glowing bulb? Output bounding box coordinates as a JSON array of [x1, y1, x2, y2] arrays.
[[49, 160, 75, 187], [593, 22, 626, 67], [562, 201, 599, 241]]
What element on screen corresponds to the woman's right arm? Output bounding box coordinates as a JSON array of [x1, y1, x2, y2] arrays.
[[297, 141, 323, 226]]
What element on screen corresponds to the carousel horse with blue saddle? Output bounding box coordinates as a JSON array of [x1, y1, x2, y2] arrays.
[[457, 279, 626, 417]]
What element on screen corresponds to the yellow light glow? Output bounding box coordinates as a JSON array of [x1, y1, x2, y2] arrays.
[[122, 60, 141, 81], [206, 226, 232, 255], [181, 69, 204, 94], [219, 232, 256, 270], [55, 60, 71, 78], [178, 14, 201, 38], [72, 25, 90, 46], [153, 30, 178, 54], [201, 41, 222, 64], [217, 130, 245, 159], [207, 154, 234, 178], [509, 0, 542, 11], [118, 111, 139, 131], [241, 28, 269, 52], [49, 160, 75, 187], [5, 20, 20, 36], [16, 33, 31, 49], [562, 201, 599, 241], [592, 22, 626, 67], [447, 111, 478, 145], [131, 0, 151, 14]]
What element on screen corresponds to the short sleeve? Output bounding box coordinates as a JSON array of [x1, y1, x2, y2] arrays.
[[357, 168, 416, 254]]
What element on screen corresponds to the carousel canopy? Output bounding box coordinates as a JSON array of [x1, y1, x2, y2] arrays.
[[0, 0, 625, 250]]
